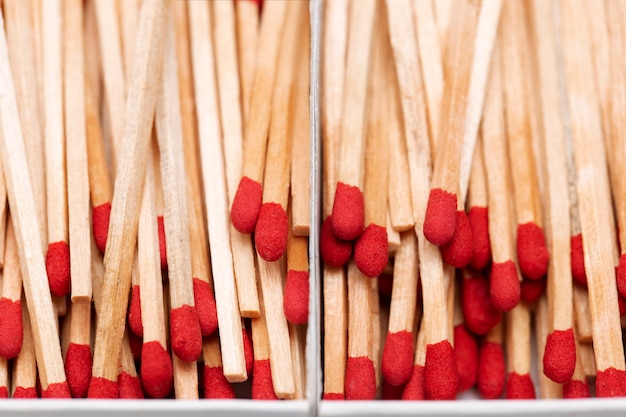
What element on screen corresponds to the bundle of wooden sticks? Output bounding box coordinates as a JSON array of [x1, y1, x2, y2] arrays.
[[321, 0, 626, 400], [0, 0, 310, 399]]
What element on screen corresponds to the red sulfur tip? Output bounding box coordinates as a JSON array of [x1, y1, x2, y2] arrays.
[[128, 330, 142, 362], [345, 356, 376, 400], [141, 341, 173, 398], [0, 298, 22, 359], [424, 340, 458, 400], [252, 359, 278, 400], [169, 305, 202, 362], [469, 207, 491, 271], [119, 372, 144, 399], [157, 216, 167, 270], [620, 294, 626, 316], [322, 392, 344, 400], [478, 341, 505, 399], [331, 182, 365, 241], [203, 366, 235, 399], [128, 285, 143, 337], [354, 223, 388, 278], [284, 270, 309, 325], [0, 387, 7, 398], [617, 254, 626, 298], [563, 378, 590, 398], [255, 203, 289, 262], [193, 278, 218, 336], [596, 367, 626, 397], [505, 373, 535, 399], [382, 379, 405, 400], [41, 382, 71, 398], [87, 377, 119, 398], [454, 325, 478, 393], [441, 210, 473, 268], [424, 188, 457, 247], [45, 241, 71, 297], [65, 343, 92, 398], [243, 328, 254, 375], [520, 277, 546, 303], [516, 222, 549, 280], [320, 216, 352, 267], [570, 234, 587, 286], [92, 202, 111, 253], [231, 176, 263, 234], [489, 261, 520, 312], [382, 330, 414, 386], [543, 328, 575, 384], [12, 387, 37, 398], [462, 275, 501, 335], [401, 364, 425, 400]]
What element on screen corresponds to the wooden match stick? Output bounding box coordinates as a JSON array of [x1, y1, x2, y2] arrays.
[[563, 327, 591, 398], [0, 217, 22, 361], [188, 0, 246, 383], [236, 0, 260, 123], [505, 301, 535, 399], [284, 208, 309, 326], [477, 320, 505, 399], [65, 301, 92, 398], [433, 0, 453, 50], [289, 323, 307, 399], [402, 315, 426, 400], [88, 0, 168, 397], [467, 135, 491, 271], [386, 210, 401, 253], [202, 335, 235, 399], [573, 283, 593, 343], [118, 0, 140, 80], [370, 275, 381, 396], [535, 294, 563, 399], [251, 278, 278, 400], [11, 299, 37, 398]]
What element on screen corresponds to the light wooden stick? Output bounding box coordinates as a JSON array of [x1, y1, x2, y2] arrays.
[[289, 323, 307, 399], [11, 299, 36, 397], [322, 264, 347, 399], [386, 209, 401, 252], [370, 276, 381, 395], [118, 0, 140, 81], [573, 283, 593, 343], [236, 0, 260, 123], [433, 0, 453, 50], [188, 0, 245, 382], [251, 276, 278, 400], [505, 301, 535, 399]]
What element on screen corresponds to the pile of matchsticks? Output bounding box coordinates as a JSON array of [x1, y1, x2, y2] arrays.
[[0, 0, 310, 400], [321, 0, 626, 401]]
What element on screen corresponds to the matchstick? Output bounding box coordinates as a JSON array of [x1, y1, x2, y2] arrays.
[[118, 0, 140, 80], [535, 294, 563, 399], [285, 208, 309, 326], [401, 316, 426, 400], [0, 218, 22, 360], [202, 335, 235, 399], [386, 210, 401, 253], [563, 327, 591, 398], [65, 301, 92, 398], [433, 0, 452, 50], [289, 323, 307, 399], [467, 135, 491, 271], [505, 301, 535, 399], [251, 278, 278, 401], [573, 283, 593, 343], [477, 320, 505, 399], [236, 0, 260, 123], [11, 300, 37, 398], [370, 275, 382, 396]]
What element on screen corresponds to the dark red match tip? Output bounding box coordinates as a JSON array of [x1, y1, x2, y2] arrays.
[[424, 188, 457, 247], [441, 210, 473, 268], [203, 365, 235, 399], [41, 382, 71, 398], [345, 356, 376, 400], [118, 371, 144, 399], [255, 203, 289, 262], [401, 364, 425, 400], [381, 379, 405, 400], [563, 378, 591, 399], [424, 340, 458, 400], [0, 386, 7, 398], [520, 277, 546, 303], [92, 202, 111, 253], [505, 372, 535, 399], [543, 329, 575, 384], [193, 278, 218, 337], [170, 304, 202, 362], [377, 273, 393, 299], [331, 182, 365, 241], [478, 341, 505, 399], [516, 222, 549, 280], [231, 176, 263, 234], [65, 343, 92, 398], [620, 294, 626, 316], [617, 254, 626, 299], [45, 241, 71, 297], [489, 260, 520, 312], [596, 367, 626, 397], [141, 341, 173, 398], [252, 359, 278, 400], [570, 234, 587, 286], [382, 330, 414, 386], [243, 328, 254, 375], [454, 324, 478, 393], [284, 270, 309, 325], [354, 223, 388, 278], [87, 377, 119, 398], [12, 387, 37, 398], [462, 274, 501, 336], [320, 216, 352, 267], [128, 330, 142, 362], [322, 392, 344, 400], [469, 207, 491, 271], [128, 285, 143, 338], [0, 297, 22, 359], [157, 216, 168, 270]]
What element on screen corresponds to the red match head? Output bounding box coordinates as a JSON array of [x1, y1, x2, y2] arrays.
[[12, 386, 37, 398], [424, 340, 458, 400], [381, 378, 405, 400], [243, 328, 254, 376], [128, 330, 142, 362], [92, 202, 111, 253], [128, 285, 143, 338], [543, 329, 575, 384], [320, 216, 352, 267], [489, 260, 520, 312], [255, 203, 289, 262], [382, 330, 414, 386], [322, 392, 344, 400], [562, 378, 590, 399], [505, 372, 535, 399], [0, 298, 22, 359], [193, 278, 218, 337], [468, 206, 491, 271], [157, 216, 168, 270], [516, 222, 549, 280], [478, 341, 504, 399], [454, 324, 478, 393], [520, 277, 546, 303], [570, 234, 587, 286], [45, 241, 71, 297], [41, 382, 71, 399], [141, 341, 173, 398], [87, 377, 119, 398], [203, 365, 236, 399], [617, 254, 626, 299], [424, 188, 457, 247], [284, 270, 309, 325], [401, 364, 425, 400], [0, 386, 7, 398], [441, 210, 473, 268], [118, 371, 144, 399], [354, 223, 388, 278], [251, 359, 278, 400], [461, 274, 501, 336], [596, 367, 626, 397], [345, 356, 376, 400], [231, 176, 263, 234], [170, 304, 202, 362], [65, 343, 92, 398], [331, 182, 365, 241]]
